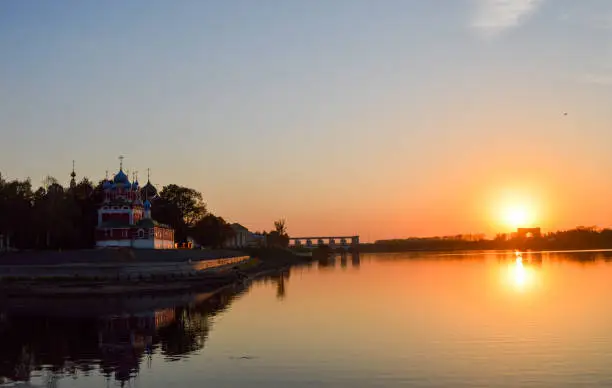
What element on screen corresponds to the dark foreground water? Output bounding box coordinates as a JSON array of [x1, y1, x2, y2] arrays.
[[3, 250, 612, 387]]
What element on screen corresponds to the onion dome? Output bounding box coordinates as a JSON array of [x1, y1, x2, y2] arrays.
[[131, 179, 140, 191], [102, 180, 112, 189], [141, 180, 158, 200], [113, 169, 131, 186], [144, 199, 152, 210]]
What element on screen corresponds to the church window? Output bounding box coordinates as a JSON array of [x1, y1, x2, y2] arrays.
[[138, 229, 144, 238], [123, 206, 129, 210]]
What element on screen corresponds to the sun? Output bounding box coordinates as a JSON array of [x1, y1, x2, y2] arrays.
[[496, 200, 537, 230], [503, 205, 530, 229], [485, 185, 545, 232]]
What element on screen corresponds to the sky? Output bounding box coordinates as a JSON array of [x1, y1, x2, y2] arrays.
[[2, 0, 612, 241]]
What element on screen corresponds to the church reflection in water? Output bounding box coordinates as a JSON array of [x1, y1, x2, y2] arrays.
[[0, 284, 248, 386]]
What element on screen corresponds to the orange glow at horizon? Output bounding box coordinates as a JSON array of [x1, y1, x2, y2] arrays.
[[484, 184, 546, 233]]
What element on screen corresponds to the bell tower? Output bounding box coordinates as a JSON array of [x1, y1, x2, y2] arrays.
[[69, 160, 77, 189]]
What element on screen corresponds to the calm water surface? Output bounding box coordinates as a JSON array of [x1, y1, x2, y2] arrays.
[[3, 251, 612, 387]]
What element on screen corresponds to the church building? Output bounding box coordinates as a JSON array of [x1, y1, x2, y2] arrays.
[[95, 157, 175, 249]]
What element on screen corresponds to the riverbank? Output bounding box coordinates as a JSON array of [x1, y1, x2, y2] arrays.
[[0, 247, 314, 297], [0, 248, 245, 265]]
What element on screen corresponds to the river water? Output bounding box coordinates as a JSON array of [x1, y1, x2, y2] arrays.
[[2, 250, 612, 387]]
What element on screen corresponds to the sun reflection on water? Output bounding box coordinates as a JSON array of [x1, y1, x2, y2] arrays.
[[508, 252, 536, 291]]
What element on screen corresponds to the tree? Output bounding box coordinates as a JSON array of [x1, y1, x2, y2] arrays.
[[494, 233, 508, 242], [158, 185, 207, 226], [274, 218, 287, 236], [0, 178, 35, 249], [267, 219, 289, 248], [31, 179, 82, 249], [190, 214, 235, 248], [153, 185, 207, 243], [71, 178, 98, 248], [72, 178, 94, 200]]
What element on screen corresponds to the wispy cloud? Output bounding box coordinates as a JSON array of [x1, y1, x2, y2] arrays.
[[579, 73, 612, 86], [593, 14, 612, 30], [558, 7, 612, 87], [471, 0, 546, 38], [559, 11, 612, 30]]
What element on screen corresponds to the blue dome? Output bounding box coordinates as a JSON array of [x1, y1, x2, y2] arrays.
[[131, 180, 139, 190], [102, 180, 112, 189], [113, 169, 130, 185], [144, 199, 152, 210]]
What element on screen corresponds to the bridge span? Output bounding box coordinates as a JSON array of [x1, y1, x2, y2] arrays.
[[289, 236, 359, 249]]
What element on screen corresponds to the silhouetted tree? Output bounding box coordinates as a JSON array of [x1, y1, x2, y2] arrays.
[[265, 219, 289, 248], [190, 214, 234, 248], [158, 185, 207, 226], [274, 218, 287, 236], [153, 185, 207, 243], [0, 177, 35, 249]]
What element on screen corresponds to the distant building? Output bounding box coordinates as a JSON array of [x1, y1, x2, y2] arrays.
[[95, 158, 174, 249], [224, 223, 249, 248], [516, 227, 541, 238], [247, 232, 267, 247]]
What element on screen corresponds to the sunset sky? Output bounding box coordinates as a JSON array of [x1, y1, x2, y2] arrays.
[[2, 0, 612, 241]]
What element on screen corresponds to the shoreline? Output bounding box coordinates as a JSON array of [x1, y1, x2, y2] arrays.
[[359, 246, 612, 255], [0, 248, 313, 297]]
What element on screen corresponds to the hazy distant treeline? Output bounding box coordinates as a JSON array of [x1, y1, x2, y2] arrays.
[[363, 226, 612, 252]]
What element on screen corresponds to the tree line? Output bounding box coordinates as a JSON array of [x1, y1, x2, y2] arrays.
[[0, 173, 286, 250], [363, 226, 612, 252]]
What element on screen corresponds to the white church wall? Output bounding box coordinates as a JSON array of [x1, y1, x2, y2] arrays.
[[96, 240, 131, 248], [133, 239, 154, 249]]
